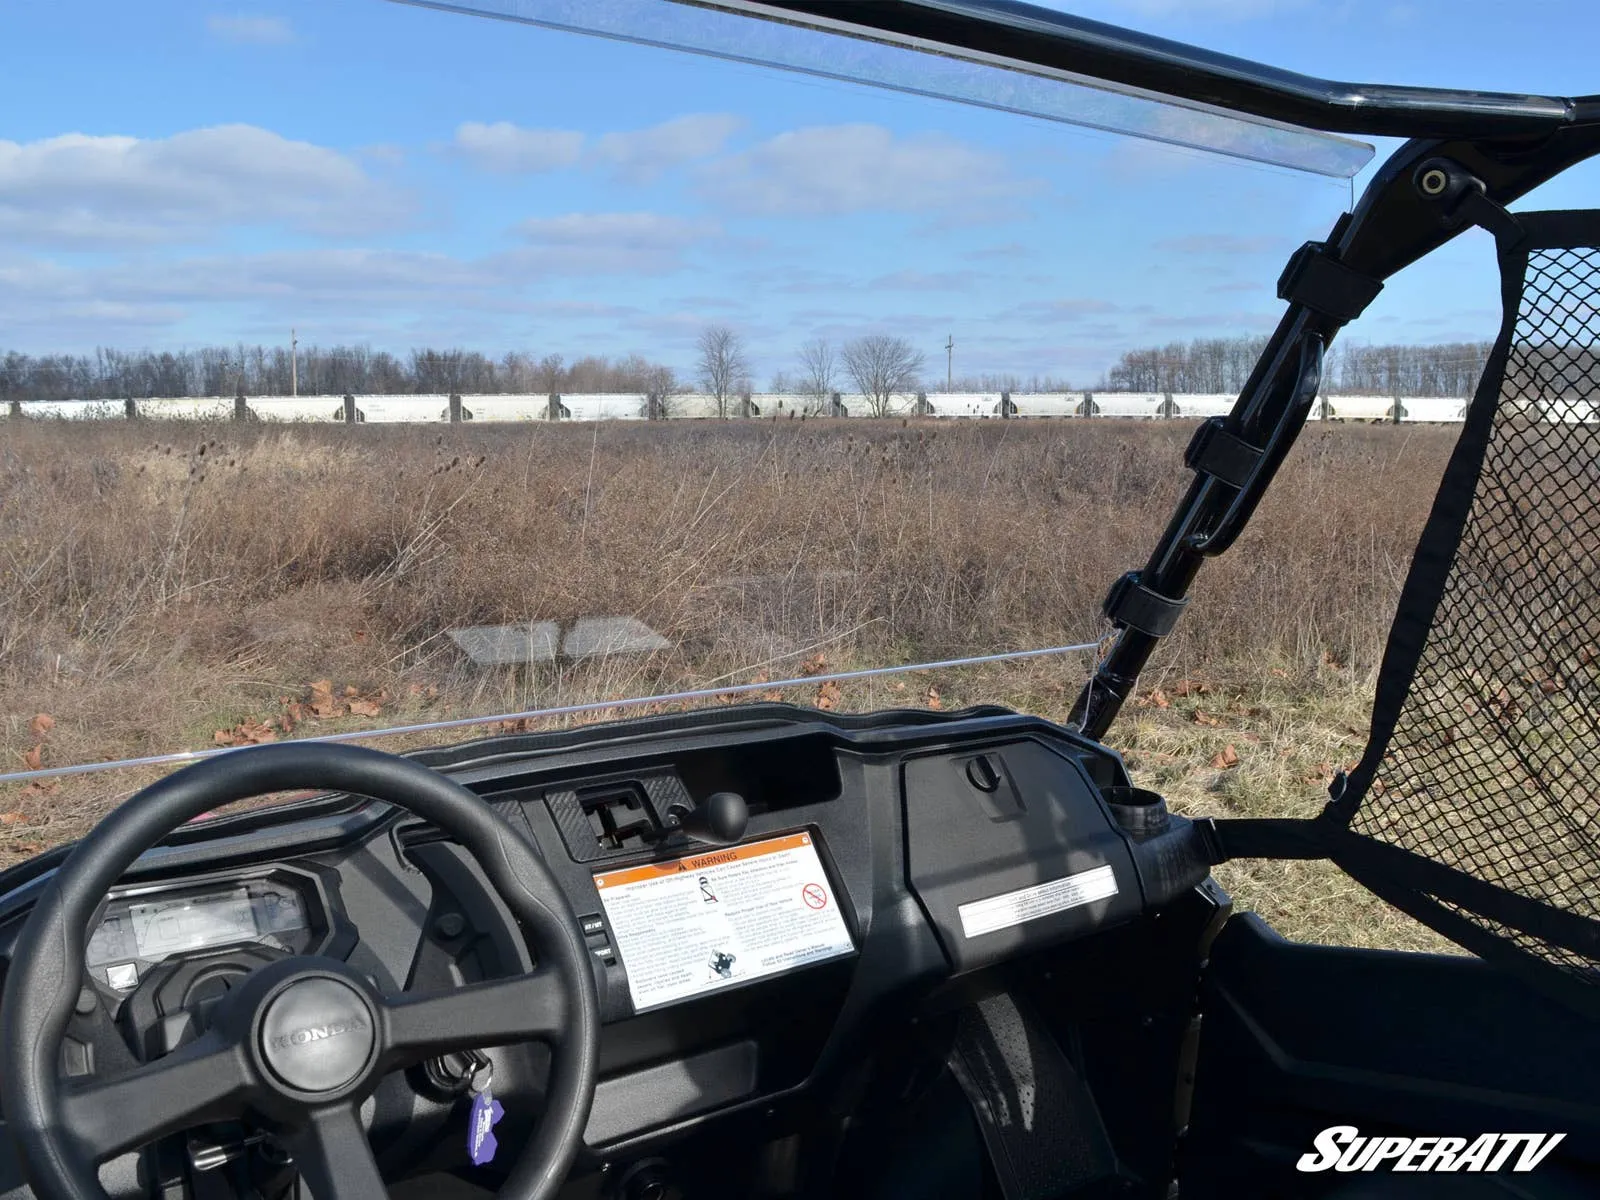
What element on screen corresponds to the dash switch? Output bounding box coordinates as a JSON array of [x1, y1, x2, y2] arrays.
[[579, 913, 615, 964]]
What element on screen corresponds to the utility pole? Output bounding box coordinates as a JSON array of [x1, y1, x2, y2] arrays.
[[290, 328, 298, 397], [945, 334, 953, 393]]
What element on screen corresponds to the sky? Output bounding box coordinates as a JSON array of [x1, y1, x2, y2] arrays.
[[4, 0, 1600, 387]]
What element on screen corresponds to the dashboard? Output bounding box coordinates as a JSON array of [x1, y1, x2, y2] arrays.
[[0, 703, 1213, 1198]]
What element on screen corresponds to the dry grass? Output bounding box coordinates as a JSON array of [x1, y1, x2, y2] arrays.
[[0, 416, 1462, 951]]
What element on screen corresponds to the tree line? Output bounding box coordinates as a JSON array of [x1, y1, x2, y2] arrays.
[[0, 346, 681, 404], [0, 332, 947, 416], [1102, 336, 1495, 397], [2, 332, 1497, 406]]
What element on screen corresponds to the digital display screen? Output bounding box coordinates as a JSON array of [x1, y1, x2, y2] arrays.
[[253, 884, 306, 935], [86, 882, 310, 967], [130, 887, 258, 958], [86, 913, 135, 967]]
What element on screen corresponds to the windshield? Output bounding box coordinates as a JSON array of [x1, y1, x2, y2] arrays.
[[0, 0, 1539, 936]]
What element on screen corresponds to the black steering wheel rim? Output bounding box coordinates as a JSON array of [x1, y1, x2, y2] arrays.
[[0, 741, 600, 1200]]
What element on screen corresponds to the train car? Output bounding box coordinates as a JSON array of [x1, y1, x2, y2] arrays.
[[469, 394, 555, 421], [921, 392, 1002, 418], [240, 395, 359, 422], [18, 399, 141, 420], [1396, 396, 1469, 423], [752, 392, 816, 417], [664, 393, 715, 419], [1009, 392, 1083, 418], [342, 395, 447, 423], [668, 392, 782, 418], [1322, 394, 1396, 421], [1163, 394, 1234, 418], [1092, 392, 1166, 418], [1539, 395, 1600, 423], [560, 393, 648, 421], [136, 397, 238, 421]]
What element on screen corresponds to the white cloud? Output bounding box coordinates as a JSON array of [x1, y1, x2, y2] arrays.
[[1146, 308, 1279, 332], [0, 126, 409, 248], [515, 212, 720, 273], [591, 114, 744, 183], [453, 122, 585, 174], [516, 212, 713, 248], [205, 14, 294, 45], [358, 143, 407, 167], [697, 124, 1034, 218], [739, 266, 853, 296], [0, 207, 720, 345], [867, 269, 983, 291], [451, 114, 742, 181], [996, 298, 1127, 323]]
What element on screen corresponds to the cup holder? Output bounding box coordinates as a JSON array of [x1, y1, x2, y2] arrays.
[[1101, 785, 1171, 839]]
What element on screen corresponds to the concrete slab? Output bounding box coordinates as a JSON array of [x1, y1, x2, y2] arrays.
[[447, 622, 561, 665]]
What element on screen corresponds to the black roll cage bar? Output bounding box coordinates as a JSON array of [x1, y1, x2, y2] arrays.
[[698, 0, 1600, 738], [715, 0, 1599, 138]]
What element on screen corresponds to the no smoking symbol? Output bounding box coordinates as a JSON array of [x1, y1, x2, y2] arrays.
[[802, 883, 828, 910]]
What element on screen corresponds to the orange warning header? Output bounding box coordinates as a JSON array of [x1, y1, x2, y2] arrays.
[[593, 832, 814, 889]]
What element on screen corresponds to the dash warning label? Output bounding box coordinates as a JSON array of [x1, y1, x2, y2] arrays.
[[593, 832, 853, 1011]]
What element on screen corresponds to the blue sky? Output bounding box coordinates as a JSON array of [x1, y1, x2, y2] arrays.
[[4, 0, 1599, 386]]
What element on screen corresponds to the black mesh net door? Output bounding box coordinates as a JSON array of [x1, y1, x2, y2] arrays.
[[1328, 211, 1600, 1014]]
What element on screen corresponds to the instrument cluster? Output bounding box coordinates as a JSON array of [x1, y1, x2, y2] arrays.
[[85, 868, 334, 994]]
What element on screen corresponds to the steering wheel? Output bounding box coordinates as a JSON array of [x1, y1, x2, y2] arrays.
[[0, 742, 601, 1200]]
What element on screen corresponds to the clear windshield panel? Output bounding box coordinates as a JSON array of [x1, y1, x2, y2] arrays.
[[396, 0, 1373, 178], [0, 0, 1376, 864]]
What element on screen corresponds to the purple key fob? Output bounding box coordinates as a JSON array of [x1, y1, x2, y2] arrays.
[[468, 1088, 504, 1166]]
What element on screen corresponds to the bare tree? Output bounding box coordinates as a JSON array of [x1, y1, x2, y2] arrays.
[[797, 338, 838, 414], [534, 353, 565, 393], [500, 351, 534, 392], [842, 335, 923, 417], [642, 364, 679, 419], [697, 326, 749, 419], [410, 348, 488, 394]]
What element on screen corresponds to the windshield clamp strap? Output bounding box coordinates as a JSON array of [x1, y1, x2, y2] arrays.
[[1184, 418, 1260, 490], [1277, 241, 1383, 322], [1102, 571, 1189, 638]]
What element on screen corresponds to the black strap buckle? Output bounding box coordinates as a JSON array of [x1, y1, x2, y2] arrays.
[[1278, 241, 1383, 323], [1451, 187, 1525, 249], [1102, 571, 1188, 638], [1184, 418, 1261, 490]]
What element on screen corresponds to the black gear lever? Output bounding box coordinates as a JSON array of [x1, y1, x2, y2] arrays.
[[661, 791, 749, 846]]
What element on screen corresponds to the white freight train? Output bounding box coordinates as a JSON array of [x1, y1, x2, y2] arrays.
[[3, 390, 1495, 424]]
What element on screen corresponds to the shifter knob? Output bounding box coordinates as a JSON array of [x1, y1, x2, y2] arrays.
[[665, 791, 748, 845], [700, 792, 749, 842]]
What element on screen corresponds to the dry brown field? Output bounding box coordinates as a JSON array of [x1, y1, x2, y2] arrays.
[[0, 416, 1460, 950]]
